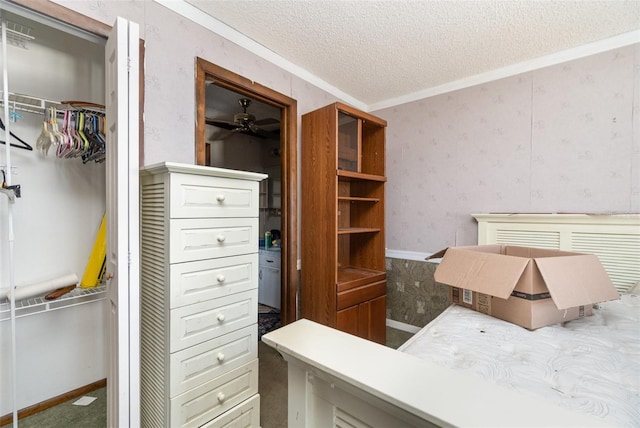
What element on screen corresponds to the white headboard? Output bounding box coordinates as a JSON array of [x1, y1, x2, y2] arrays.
[[473, 213, 640, 293]]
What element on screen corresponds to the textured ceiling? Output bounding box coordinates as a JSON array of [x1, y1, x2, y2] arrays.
[[183, 0, 640, 109]]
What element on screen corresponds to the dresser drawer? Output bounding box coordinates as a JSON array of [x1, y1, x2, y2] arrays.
[[170, 254, 258, 309], [170, 359, 259, 428], [201, 393, 260, 428], [170, 325, 257, 397], [336, 280, 386, 311], [170, 218, 258, 263], [170, 289, 258, 352], [170, 173, 260, 219]]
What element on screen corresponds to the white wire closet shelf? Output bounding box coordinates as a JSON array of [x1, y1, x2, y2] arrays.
[[0, 284, 106, 320], [0, 91, 105, 115], [0, 19, 34, 49]]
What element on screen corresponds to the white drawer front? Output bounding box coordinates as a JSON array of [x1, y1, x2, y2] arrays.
[[170, 173, 260, 219], [259, 250, 281, 266], [170, 325, 257, 397], [171, 359, 259, 428], [170, 254, 258, 309], [201, 394, 260, 428], [170, 289, 257, 352], [170, 218, 258, 263]]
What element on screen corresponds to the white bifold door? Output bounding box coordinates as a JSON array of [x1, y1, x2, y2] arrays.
[[105, 16, 140, 428]]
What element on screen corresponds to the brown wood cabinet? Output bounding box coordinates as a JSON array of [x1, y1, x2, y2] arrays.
[[301, 102, 387, 344]]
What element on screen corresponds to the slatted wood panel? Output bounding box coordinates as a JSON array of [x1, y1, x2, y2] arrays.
[[474, 214, 640, 293], [140, 181, 168, 427], [572, 232, 640, 293], [495, 229, 560, 249]]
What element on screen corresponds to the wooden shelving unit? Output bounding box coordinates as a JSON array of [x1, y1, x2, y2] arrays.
[[301, 102, 387, 344]]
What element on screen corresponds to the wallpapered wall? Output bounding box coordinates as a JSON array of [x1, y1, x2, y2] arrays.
[[52, 1, 638, 330], [56, 1, 638, 256], [377, 44, 640, 254], [53, 0, 342, 166]]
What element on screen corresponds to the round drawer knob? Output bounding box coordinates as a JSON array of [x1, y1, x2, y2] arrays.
[[217, 313, 225, 322], [216, 274, 225, 283], [216, 235, 226, 243], [217, 352, 225, 362], [217, 392, 226, 403], [216, 194, 225, 202]]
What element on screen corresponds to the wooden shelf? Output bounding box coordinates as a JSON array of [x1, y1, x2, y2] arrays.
[[337, 170, 386, 182], [338, 196, 380, 203], [337, 266, 386, 291], [337, 227, 381, 235]]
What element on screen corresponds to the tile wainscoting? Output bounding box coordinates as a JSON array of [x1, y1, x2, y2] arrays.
[[385, 253, 450, 329]]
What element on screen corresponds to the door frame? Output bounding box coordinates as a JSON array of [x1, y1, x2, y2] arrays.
[[196, 57, 298, 326]]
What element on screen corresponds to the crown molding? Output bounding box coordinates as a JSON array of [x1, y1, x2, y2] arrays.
[[154, 0, 367, 111], [155, 1, 639, 114], [368, 30, 640, 112]]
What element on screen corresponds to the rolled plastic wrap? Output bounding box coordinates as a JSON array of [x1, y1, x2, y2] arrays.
[[0, 273, 79, 300]]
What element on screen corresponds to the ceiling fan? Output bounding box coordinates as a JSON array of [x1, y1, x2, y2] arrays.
[[206, 98, 280, 139]]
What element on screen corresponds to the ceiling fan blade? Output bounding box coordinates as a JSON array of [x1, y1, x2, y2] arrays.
[[235, 126, 280, 140], [252, 117, 280, 126], [205, 118, 239, 131]]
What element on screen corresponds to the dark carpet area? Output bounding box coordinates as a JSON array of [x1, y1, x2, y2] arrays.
[[258, 308, 281, 340]]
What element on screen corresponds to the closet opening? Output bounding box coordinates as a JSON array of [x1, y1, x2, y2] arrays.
[[0, 4, 107, 424], [195, 58, 298, 328], [0, 1, 142, 426]]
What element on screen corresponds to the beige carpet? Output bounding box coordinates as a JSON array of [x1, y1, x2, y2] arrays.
[[258, 341, 288, 428]]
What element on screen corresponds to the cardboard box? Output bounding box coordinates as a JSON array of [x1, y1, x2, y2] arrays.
[[428, 245, 620, 329]]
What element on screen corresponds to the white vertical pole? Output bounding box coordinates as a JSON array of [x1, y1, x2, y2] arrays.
[[1, 12, 18, 428]]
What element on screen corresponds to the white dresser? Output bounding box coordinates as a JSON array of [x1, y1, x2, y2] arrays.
[[140, 162, 266, 427]]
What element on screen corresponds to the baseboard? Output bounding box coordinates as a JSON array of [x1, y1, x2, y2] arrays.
[[0, 378, 106, 426], [386, 318, 421, 334]]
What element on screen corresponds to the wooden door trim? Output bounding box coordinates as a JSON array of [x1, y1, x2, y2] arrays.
[[9, 0, 111, 36], [196, 57, 298, 325]]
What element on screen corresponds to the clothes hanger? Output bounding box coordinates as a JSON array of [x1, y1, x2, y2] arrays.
[[52, 107, 67, 150], [58, 110, 74, 158], [82, 113, 99, 162], [66, 111, 83, 158], [82, 113, 106, 163], [71, 111, 89, 158], [36, 107, 56, 155], [0, 117, 34, 151]]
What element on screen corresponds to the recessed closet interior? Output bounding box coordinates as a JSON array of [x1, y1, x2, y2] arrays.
[[0, 5, 107, 419]]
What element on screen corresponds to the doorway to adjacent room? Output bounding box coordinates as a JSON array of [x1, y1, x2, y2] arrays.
[[195, 58, 298, 327]]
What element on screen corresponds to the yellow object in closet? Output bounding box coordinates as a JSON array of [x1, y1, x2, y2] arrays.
[[80, 213, 107, 288]]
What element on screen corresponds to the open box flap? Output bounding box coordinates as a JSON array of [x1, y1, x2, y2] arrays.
[[535, 254, 619, 309], [426, 245, 504, 261], [434, 247, 529, 299], [426, 248, 448, 260]]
